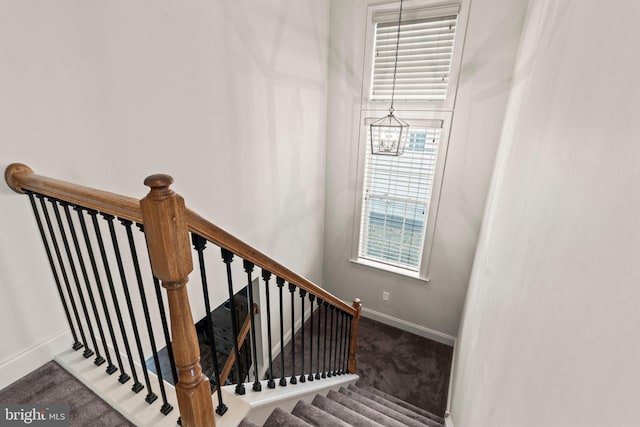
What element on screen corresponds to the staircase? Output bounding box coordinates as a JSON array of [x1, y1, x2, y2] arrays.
[[239, 384, 444, 427], [5, 164, 451, 427]]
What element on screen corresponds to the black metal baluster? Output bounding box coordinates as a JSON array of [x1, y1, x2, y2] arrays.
[[243, 261, 262, 392], [123, 221, 164, 406], [243, 338, 251, 383], [220, 249, 246, 395], [49, 198, 96, 359], [46, 197, 91, 356], [90, 212, 130, 384], [315, 298, 322, 380], [26, 192, 80, 350], [328, 305, 335, 377], [267, 276, 287, 387], [63, 203, 105, 366], [137, 223, 177, 386], [343, 312, 349, 374], [261, 269, 276, 389], [192, 234, 227, 415], [107, 217, 145, 393], [152, 275, 177, 384], [341, 311, 349, 374], [288, 283, 297, 385], [346, 316, 353, 374], [275, 277, 287, 387], [299, 289, 306, 383], [322, 301, 329, 378], [76, 208, 117, 375], [339, 315, 344, 375], [339, 312, 346, 375], [336, 309, 343, 376], [307, 294, 315, 382]]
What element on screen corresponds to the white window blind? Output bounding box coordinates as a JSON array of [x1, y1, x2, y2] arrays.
[[359, 119, 444, 271], [371, 13, 458, 102]]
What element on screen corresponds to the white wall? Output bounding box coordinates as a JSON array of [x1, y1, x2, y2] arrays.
[[322, 0, 527, 340], [450, 1, 640, 425], [0, 0, 330, 388]]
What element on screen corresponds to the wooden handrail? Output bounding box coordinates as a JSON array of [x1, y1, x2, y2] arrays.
[[215, 303, 258, 390], [5, 163, 142, 222], [188, 211, 357, 316], [6, 163, 356, 316]]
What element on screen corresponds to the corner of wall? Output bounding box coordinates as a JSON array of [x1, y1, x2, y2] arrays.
[[361, 307, 456, 346], [0, 330, 71, 389]]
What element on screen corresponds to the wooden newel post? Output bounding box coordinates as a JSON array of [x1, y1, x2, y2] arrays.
[[140, 174, 215, 427], [348, 298, 362, 374]]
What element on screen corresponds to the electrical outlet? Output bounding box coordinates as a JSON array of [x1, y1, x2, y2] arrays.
[[382, 291, 390, 301]]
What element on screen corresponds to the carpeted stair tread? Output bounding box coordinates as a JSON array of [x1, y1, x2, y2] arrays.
[[312, 394, 384, 426], [291, 400, 352, 426], [356, 383, 445, 424], [326, 389, 406, 427], [339, 387, 432, 427], [247, 383, 446, 426], [264, 407, 313, 427], [348, 385, 444, 426], [238, 419, 261, 427]]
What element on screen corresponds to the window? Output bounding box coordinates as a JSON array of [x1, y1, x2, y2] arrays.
[[371, 14, 458, 102], [352, 1, 465, 279], [359, 119, 443, 271]]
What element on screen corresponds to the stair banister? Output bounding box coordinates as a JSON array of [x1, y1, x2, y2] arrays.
[[6, 163, 365, 426], [140, 174, 215, 427], [187, 211, 364, 374], [6, 164, 215, 427]]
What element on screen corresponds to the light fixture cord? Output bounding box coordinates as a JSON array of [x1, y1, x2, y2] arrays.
[[389, 0, 404, 115]]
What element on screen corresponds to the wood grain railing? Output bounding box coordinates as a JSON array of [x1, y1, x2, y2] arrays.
[[5, 163, 363, 427], [188, 212, 357, 316], [5, 163, 143, 222]]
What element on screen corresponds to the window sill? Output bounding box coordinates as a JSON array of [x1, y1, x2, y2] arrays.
[[349, 258, 430, 283]]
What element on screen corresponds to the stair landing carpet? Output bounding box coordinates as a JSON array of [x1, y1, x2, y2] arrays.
[[272, 315, 453, 417], [239, 383, 445, 427], [0, 360, 134, 427]]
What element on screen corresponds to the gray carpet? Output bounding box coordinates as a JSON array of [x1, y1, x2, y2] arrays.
[[239, 383, 445, 426], [271, 314, 453, 417], [0, 361, 134, 427], [356, 317, 453, 416]]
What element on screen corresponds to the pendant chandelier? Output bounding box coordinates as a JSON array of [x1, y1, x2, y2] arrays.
[[370, 0, 409, 156]]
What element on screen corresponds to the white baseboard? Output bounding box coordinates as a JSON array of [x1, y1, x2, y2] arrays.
[[0, 330, 71, 389], [361, 307, 456, 346], [445, 412, 455, 427]]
